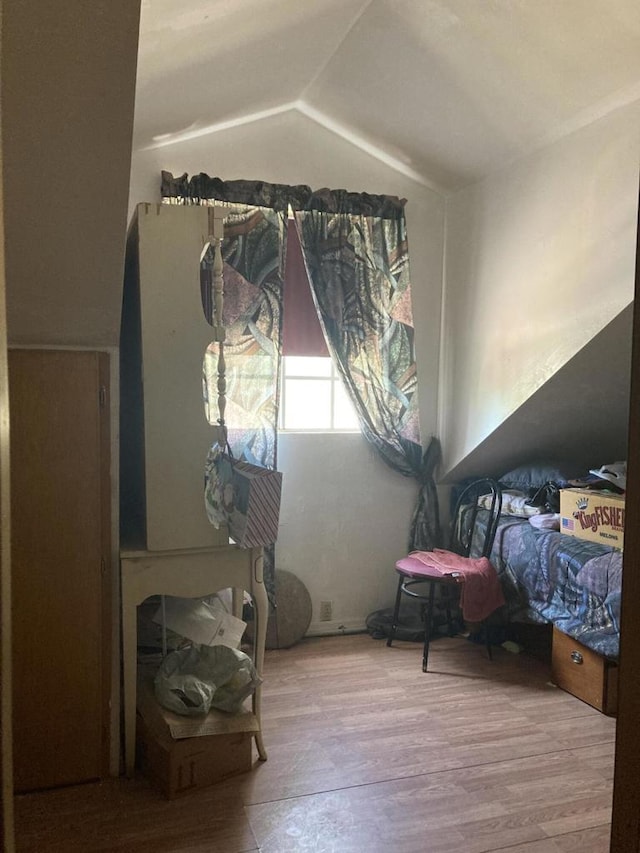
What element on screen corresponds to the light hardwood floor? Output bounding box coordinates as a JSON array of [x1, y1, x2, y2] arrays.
[[14, 633, 616, 852]]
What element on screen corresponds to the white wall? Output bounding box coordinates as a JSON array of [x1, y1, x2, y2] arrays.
[[130, 110, 445, 628], [277, 433, 417, 632], [440, 101, 640, 475], [3, 0, 140, 348]]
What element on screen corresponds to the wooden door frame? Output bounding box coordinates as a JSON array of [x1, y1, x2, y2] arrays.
[[611, 182, 640, 852], [0, 0, 16, 845]]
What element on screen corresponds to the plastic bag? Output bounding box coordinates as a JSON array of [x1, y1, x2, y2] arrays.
[[154, 644, 261, 716]]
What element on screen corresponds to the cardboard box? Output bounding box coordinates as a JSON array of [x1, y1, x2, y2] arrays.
[[136, 716, 254, 799], [559, 488, 625, 549], [136, 675, 258, 798]]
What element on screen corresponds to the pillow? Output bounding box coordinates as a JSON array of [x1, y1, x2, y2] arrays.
[[498, 463, 574, 492], [478, 489, 541, 518]]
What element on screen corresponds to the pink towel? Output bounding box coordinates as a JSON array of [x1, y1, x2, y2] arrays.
[[409, 549, 505, 623]]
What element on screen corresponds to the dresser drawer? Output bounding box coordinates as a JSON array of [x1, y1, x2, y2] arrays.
[[551, 627, 617, 715]]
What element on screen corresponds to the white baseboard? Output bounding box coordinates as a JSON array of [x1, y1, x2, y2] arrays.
[[305, 618, 367, 637]]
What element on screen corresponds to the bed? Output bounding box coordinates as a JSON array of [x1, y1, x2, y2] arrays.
[[460, 462, 623, 662], [486, 513, 622, 659]]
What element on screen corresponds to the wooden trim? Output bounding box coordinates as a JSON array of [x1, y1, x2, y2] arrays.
[[98, 352, 112, 776], [0, 0, 16, 841], [611, 180, 640, 852]]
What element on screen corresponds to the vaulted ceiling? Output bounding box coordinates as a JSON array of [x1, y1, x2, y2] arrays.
[[134, 0, 640, 191]]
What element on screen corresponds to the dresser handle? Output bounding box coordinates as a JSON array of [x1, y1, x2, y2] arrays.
[[570, 651, 583, 665]]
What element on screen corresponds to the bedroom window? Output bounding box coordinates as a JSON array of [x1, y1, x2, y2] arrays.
[[279, 356, 359, 431], [280, 221, 359, 433]]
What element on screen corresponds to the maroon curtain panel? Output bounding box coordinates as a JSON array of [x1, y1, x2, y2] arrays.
[[282, 221, 328, 358]]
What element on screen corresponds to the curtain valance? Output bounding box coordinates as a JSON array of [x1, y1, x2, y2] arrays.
[[161, 171, 407, 220]]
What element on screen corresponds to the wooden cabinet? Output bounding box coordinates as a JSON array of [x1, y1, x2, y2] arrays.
[[121, 204, 226, 552], [9, 349, 111, 791]]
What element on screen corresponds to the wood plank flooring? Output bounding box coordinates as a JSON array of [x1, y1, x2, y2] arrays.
[[13, 634, 616, 852]]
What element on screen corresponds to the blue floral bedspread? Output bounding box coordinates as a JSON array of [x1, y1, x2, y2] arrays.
[[485, 516, 622, 659]]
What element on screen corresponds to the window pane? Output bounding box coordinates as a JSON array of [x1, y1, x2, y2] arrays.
[[333, 380, 360, 430], [284, 356, 331, 378], [283, 378, 331, 429]]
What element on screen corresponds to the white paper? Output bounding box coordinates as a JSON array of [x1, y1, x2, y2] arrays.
[[152, 596, 246, 649]]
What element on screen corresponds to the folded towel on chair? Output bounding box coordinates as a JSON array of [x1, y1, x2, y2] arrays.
[[408, 549, 505, 623]]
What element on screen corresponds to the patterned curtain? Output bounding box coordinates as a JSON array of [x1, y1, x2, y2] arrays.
[[200, 207, 285, 467], [293, 206, 441, 551], [294, 209, 418, 466], [408, 436, 442, 551], [163, 174, 286, 603]]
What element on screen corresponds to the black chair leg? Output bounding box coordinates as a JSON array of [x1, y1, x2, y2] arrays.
[[444, 585, 455, 636], [422, 582, 436, 673], [484, 621, 493, 660], [387, 575, 404, 647]]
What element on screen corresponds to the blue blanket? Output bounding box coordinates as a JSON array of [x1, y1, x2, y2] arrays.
[[484, 515, 621, 659]]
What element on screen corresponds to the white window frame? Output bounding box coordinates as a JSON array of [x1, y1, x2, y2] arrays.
[[278, 356, 360, 433]]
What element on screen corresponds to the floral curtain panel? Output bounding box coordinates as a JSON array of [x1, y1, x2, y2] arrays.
[[200, 207, 285, 468], [293, 209, 421, 473], [293, 206, 440, 551]]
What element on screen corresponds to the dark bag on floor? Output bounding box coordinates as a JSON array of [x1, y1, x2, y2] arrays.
[[366, 604, 425, 642]]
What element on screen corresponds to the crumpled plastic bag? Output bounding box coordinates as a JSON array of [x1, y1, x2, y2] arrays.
[[154, 644, 261, 716]]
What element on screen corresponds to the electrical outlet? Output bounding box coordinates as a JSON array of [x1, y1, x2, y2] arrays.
[[319, 600, 333, 622]]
